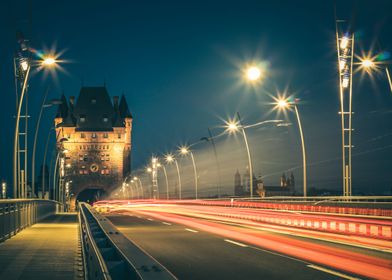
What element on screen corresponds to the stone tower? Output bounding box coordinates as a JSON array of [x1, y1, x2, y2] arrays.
[[54, 87, 132, 209]]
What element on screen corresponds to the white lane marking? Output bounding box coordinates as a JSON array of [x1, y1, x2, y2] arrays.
[[307, 265, 361, 280], [224, 239, 248, 247], [162, 222, 172, 226], [185, 228, 198, 233], [147, 218, 154, 221]]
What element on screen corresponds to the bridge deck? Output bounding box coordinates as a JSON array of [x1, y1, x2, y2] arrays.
[[0, 213, 83, 280]]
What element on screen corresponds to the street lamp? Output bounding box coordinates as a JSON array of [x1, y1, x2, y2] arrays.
[[274, 97, 308, 197], [200, 127, 221, 198], [165, 154, 182, 199], [32, 89, 62, 198], [13, 47, 60, 198], [358, 55, 392, 94], [179, 146, 199, 199], [133, 176, 144, 198], [157, 161, 170, 200], [225, 113, 255, 198]]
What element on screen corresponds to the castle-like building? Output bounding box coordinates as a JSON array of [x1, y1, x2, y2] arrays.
[[234, 170, 295, 197], [54, 87, 132, 209]]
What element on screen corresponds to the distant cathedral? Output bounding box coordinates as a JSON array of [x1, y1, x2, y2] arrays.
[[234, 170, 295, 197]]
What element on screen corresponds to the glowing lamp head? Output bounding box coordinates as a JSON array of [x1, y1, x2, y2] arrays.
[[180, 147, 189, 155], [133, 176, 138, 180], [166, 155, 174, 162], [131, 180, 134, 183], [361, 59, 374, 69], [42, 56, 56, 66], [246, 66, 261, 81], [277, 99, 289, 109], [157, 163, 161, 167], [147, 167, 152, 173], [226, 121, 239, 132]]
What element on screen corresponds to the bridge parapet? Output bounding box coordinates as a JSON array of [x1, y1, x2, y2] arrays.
[[0, 199, 60, 242], [79, 202, 176, 280]]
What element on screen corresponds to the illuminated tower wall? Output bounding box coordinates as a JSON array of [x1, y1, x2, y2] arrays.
[[54, 87, 132, 208]]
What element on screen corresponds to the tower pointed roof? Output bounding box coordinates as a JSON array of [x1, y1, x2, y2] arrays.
[[73, 87, 115, 131], [119, 94, 132, 118]]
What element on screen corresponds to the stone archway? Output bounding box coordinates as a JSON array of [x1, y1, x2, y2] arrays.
[[71, 186, 110, 211]]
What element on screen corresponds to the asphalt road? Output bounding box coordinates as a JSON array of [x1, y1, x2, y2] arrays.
[[107, 214, 362, 280]]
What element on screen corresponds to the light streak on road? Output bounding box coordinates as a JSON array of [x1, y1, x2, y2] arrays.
[[93, 199, 392, 279]]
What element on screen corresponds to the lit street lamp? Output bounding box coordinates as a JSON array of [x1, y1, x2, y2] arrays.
[[200, 127, 221, 198], [157, 162, 170, 200], [165, 154, 182, 199], [358, 56, 392, 94], [274, 97, 308, 197], [179, 146, 199, 199], [225, 113, 254, 198], [13, 48, 59, 198], [133, 176, 144, 198], [225, 115, 283, 198]]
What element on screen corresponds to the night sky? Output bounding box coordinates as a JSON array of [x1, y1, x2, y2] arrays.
[[1, 0, 391, 195]]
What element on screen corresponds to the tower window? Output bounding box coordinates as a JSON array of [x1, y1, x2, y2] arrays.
[[103, 133, 108, 138], [91, 98, 97, 104], [92, 133, 97, 138], [80, 116, 86, 122], [103, 117, 109, 122], [118, 134, 121, 139], [81, 133, 85, 138]]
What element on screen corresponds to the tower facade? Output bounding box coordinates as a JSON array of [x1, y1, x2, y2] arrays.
[[55, 87, 132, 209]]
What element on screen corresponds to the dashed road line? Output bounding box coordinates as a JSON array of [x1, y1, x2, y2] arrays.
[[162, 222, 172, 226], [224, 239, 248, 247], [185, 228, 198, 233], [307, 264, 361, 280], [147, 218, 154, 221]]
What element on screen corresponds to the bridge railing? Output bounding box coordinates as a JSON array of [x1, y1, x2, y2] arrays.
[[79, 202, 175, 280], [0, 199, 60, 242]]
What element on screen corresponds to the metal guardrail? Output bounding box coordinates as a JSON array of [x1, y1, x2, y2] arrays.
[[79, 202, 176, 280], [0, 199, 60, 242]]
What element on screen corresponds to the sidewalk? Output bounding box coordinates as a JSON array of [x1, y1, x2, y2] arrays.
[[0, 213, 83, 280]]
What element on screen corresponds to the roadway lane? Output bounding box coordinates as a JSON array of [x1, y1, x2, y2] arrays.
[[107, 214, 355, 280]]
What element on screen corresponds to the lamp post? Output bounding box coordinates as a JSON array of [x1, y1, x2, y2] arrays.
[[200, 127, 221, 198], [13, 52, 58, 198], [32, 91, 62, 198], [274, 97, 307, 197], [180, 146, 199, 199], [226, 113, 254, 198], [133, 176, 144, 198], [157, 162, 169, 200], [165, 154, 182, 199]]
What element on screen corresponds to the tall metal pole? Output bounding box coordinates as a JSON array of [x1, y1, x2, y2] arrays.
[[294, 104, 307, 197], [189, 151, 198, 199], [174, 159, 182, 199], [336, 21, 354, 197], [32, 87, 50, 197], [237, 112, 254, 198], [136, 178, 144, 198], [42, 128, 54, 199], [207, 128, 222, 198], [53, 153, 60, 202], [13, 66, 30, 198], [162, 165, 169, 199], [385, 67, 392, 94]]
